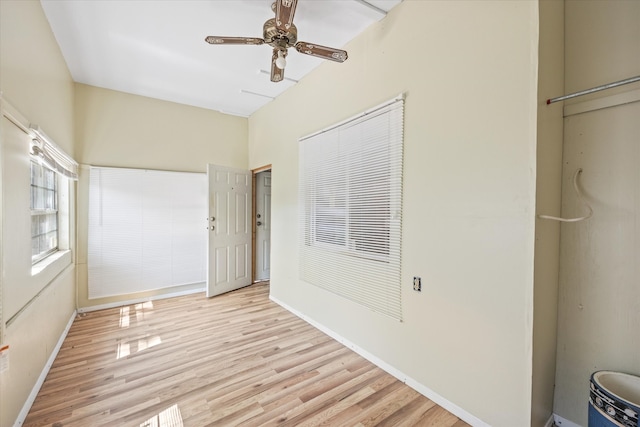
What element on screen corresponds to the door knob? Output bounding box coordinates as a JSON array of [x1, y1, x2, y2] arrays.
[[257, 221, 263, 226]]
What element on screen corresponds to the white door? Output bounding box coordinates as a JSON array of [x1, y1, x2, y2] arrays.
[[206, 164, 252, 297], [255, 171, 271, 281]]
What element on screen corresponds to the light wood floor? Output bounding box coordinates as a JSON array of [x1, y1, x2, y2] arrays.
[[24, 282, 469, 427]]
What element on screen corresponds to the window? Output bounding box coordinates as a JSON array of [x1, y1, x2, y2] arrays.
[[299, 96, 404, 319], [87, 167, 207, 299], [28, 125, 77, 267], [30, 161, 58, 263], [310, 131, 393, 260]]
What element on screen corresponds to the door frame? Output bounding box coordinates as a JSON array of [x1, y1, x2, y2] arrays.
[[252, 164, 272, 283]]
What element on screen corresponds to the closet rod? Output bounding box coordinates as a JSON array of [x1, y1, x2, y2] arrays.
[[546, 75, 640, 104]]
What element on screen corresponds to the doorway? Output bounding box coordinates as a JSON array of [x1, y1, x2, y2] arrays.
[[253, 166, 271, 282]]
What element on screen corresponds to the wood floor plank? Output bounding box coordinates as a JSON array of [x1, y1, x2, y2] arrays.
[[414, 405, 462, 427], [373, 395, 437, 427], [23, 282, 470, 427]]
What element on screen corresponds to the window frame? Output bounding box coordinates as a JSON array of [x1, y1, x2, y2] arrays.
[[30, 159, 60, 264]]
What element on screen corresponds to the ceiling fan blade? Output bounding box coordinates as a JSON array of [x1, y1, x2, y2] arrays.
[[275, 0, 298, 32], [270, 48, 285, 83], [204, 36, 265, 45], [294, 42, 348, 62]]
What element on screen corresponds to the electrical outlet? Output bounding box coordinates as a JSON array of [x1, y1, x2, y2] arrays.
[[413, 276, 421, 292]]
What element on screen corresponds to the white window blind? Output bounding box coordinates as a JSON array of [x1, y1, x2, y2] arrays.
[[88, 167, 207, 299], [299, 96, 404, 320]]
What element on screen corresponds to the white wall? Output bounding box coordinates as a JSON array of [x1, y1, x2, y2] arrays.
[[74, 84, 248, 309], [249, 2, 540, 426], [0, 1, 77, 425], [554, 3, 640, 424]]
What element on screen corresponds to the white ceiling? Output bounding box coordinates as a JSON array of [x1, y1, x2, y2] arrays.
[[41, 0, 401, 117]]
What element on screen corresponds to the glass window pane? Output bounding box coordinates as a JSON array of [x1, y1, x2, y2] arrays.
[[46, 231, 57, 252], [36, 187, 44, 210], [31, 216, 39, 236], [46, 189, 53, 210], [49, 213, 57, 233], [30, 161, 59, 263], [32, 236, 40, 257], [39, 234, 47, 254]]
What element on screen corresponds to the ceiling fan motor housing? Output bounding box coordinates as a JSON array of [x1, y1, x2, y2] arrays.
[[263, 18, 297, 49]]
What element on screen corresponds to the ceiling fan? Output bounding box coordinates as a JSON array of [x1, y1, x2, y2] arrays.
[[204, 0, 349, 83]]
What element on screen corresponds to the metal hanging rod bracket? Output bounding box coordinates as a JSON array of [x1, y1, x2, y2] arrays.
[[547, 75, 640, 105]]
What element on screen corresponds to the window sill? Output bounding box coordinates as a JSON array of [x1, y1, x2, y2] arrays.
[[31, 250, 71, 276]]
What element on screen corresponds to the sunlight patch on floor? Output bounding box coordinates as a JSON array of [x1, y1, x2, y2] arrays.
[[140, 404, 184, 427], [135, 301, 154, 322], [116, 335, 162, 359], [119, 306, 130, 328], [119, 301, 154, 329]]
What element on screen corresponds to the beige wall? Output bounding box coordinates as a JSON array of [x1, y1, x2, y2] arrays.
[[0, 1, 77, 426], [74, 84, 248, 173], [1, 1, 568, 426], [249, 2, 540, 426], [74, 84, 248, 309], [532, 0, 564, 425], [554, 2, 640, 425], [0, 1, 75, 157]]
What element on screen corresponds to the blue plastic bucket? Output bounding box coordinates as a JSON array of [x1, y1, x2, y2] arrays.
[[589, 371, 640, 427]]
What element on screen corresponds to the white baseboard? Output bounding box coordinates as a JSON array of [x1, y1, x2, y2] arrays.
[[78, 287, 205, 313], [13, 309, 77, 427], [553, 414, 583, 427], [545, 414, 556, 427], [269, 295, 490, 427]]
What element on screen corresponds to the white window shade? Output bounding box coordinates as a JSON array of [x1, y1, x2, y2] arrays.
[[88, 167, 207, 299], [299, 96, 404, 320], [29, 125, 78, 180]]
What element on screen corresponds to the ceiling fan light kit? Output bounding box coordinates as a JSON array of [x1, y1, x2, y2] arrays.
[[205, 0, 348, 83], [275, 50, 287, 70]]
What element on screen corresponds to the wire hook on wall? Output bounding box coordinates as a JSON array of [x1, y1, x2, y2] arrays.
[[538, 168, 593, 223]]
